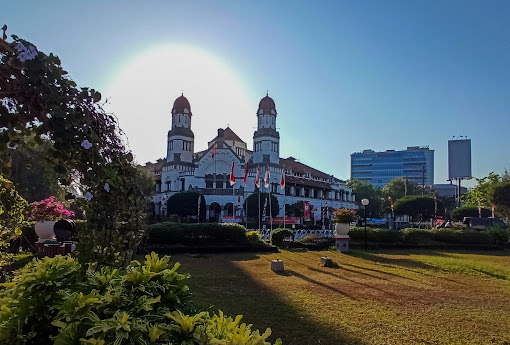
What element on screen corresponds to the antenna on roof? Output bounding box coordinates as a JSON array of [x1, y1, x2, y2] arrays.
[[266, 90, 268, 97]]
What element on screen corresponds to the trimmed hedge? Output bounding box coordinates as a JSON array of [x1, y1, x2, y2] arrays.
[[348, 226, 502, 246], [147, 222, 250, 245], [270, 228, 294, 247]]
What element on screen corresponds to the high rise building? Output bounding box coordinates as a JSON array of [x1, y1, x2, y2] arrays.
[[350, 147, 434, 189]]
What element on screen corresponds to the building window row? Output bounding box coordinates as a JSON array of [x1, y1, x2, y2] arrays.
[[182, 140, 192, 151]]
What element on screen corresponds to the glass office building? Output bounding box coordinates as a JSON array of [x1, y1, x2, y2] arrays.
[[351, 147, 434, 189]]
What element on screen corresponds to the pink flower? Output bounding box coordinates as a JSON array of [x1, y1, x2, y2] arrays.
[[28, 196, 75, 222]]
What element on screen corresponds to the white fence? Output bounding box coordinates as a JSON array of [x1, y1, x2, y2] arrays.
[[251, 229, 335, 241]]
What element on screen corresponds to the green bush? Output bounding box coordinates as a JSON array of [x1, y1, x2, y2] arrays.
[[348, 227, 402, 243], [430, 228, 492, 245], [0, 253, 282, 345], [147, 222, 250, 246], [485, 226, 510, 246], [401, 228, 434, 244], [246, 230, 263, 244], [270, 228, 294, 247], [451, 206, 491, 221]]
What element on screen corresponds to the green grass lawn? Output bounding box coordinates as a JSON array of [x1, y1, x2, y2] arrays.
[[173, 249, 510, 345]]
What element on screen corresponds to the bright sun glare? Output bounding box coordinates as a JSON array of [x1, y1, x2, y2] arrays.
[[104, 45, 255, 164]]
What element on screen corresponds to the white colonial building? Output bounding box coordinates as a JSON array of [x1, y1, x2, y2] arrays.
[[147, 93, 357, 224]]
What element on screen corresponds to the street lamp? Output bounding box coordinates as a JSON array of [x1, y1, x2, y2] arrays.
[[361, 198, 369, 251]]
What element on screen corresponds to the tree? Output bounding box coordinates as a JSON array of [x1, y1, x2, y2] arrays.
[[9, 138, 66, 202], [462, 172, 502, 208], [166, 192, 206, 221], [451, 206, 491, 221], [488, 181, 510, 217], [286, 200, 305, 217], [0, 32, 148, 265], [347, 179, 383, 217], [244, 192, 279, 221], [393, 196, 444, 223], [381, 177, 421, 201]]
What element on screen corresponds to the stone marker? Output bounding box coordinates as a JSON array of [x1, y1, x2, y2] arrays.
[[271, 259, 284, 272], [321, 256, 334, 267]]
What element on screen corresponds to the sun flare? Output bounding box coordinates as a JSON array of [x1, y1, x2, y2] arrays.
[[104, 45, 255, 164]]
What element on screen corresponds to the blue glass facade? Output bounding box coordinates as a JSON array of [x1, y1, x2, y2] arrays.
[[351, 147, 434, 189]]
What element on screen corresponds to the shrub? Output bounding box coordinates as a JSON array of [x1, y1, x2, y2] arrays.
[[299, 233, 319, 243], [401, 228, 434, 244], [28, 196, 74, 222], [348, 227, 402, 243], [270, 228, 294, 247], [332, 208, 356, 223], [485, 226, 510, 246], [246, 230, 263, 244], [0, 174, 28, 246], [451, 206, 491, 221], [147, 222, 250, 246], [430, 228, 492, 245], [0, 253, 282, 345]]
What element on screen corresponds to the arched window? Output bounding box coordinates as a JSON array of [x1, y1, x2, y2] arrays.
[[205, 174, 213, 188]]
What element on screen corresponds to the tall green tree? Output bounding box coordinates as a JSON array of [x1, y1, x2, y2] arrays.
[[381, 177, 421, 201], [166, 192, 206, 221], [462, 173, 504, 208], [393, 196, 444, 222], [347, 179, 383, 217], [9, 139, 66, 202], [286, 200, 305, 217], [244, 192, 279, 221], [488, 181, 510, 217]]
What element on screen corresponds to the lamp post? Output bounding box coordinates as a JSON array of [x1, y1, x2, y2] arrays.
[[361, 198, 369, 251]]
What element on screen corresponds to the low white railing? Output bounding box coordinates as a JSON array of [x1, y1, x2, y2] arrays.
[[250, 229, 335, 241]]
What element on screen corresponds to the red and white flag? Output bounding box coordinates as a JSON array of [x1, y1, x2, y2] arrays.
[[238, 195, 241, 204], [264, 166, 270, 188], [388, 196, 394, 212], [243, 164, 249, 184], [478, 199, 482, 218], [211, 143, 216, 158], [280, 168, 285, 190], [492, 205, 495, 218], [230, 162, 236, 186], [255, 166, 260, 188]]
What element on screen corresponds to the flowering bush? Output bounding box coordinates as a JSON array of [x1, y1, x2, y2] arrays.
[[28, 196, 74, 222], [333, 208, 356, 223]]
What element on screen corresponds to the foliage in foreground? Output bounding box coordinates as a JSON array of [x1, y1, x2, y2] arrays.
[[0, 174, 27, 246], [0, 253, 281, 345], [1, 33, 151, 266]]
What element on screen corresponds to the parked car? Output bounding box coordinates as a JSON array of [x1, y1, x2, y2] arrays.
[[463, 217, 505, 230]]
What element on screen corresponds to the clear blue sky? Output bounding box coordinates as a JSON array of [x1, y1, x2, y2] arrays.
[[6, 1, 510, 187]]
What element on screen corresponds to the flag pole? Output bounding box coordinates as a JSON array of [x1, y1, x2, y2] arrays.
[[269, 187, 272, 232], [258, 190, 261, 230]]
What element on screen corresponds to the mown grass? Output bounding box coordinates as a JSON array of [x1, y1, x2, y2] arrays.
[[174, 249, 510, 345]]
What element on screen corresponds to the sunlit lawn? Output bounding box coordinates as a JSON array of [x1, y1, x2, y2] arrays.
[[173, 249, 510, 345]]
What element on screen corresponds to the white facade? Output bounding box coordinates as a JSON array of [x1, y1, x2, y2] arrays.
[[150, 94, 357, 223]]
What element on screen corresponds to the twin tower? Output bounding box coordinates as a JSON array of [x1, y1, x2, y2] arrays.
[[166, 93, 280, 166]]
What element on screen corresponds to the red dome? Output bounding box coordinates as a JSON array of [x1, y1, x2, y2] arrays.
[[172, 94, 191, 114], [258, 94, 276, 112]]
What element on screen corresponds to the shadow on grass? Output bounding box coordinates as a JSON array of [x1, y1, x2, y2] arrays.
[[282, 269, 356, 299], [279, 251, 409, 287], [347, 250, 469, 285], [175, 252, 366, 345]]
